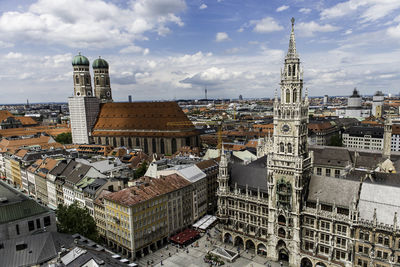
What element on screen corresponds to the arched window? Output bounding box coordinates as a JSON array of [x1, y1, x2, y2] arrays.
[[292, 64, 296, 76], [288, 65, 292, 76], [75, 75, 79, 84], [278, 215, 286, 225], [293, 89, 297, 103], [160, 138, 165, 154], [286, 89, 290, 103], [106, 77, 110, 85], [278, 227, 286, 238], [113, 137, 117, 147], [120, 137, 124, 147], [280, 142, 284, 153], [105, 137, 109, 145], [287, 143, 292, 153], [186, 137, 191, 146], [172, 138, 177, 154], [152, 138, 156, 153], [96, 77, 99, 85], [85, 76, 89, 85]]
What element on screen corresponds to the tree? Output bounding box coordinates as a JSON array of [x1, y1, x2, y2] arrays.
[[328, 133, 342, 147], [56, 202, 98, 241], [55, 132, 72, 144], [134, 161, 148, 178]]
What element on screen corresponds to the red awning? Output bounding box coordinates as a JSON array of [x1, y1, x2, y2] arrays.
[[169, 229, 200, 245]]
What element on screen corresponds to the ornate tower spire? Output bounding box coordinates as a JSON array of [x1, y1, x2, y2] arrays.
[[287, 17, 297, 58]]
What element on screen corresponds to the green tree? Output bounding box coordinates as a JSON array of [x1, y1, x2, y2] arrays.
[[55, 132, 72, 144], [134, 161, 148, 178], [328, 133, 343, 147], [56, 202, 98, 241]]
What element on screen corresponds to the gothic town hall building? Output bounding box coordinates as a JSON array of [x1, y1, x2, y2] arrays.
[[217, 18, 400, 267]]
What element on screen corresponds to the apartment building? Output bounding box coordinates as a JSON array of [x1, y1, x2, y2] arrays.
[[103, 174, 191, 260]]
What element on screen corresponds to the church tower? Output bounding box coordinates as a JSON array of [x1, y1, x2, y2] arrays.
[[266, 18, 312, 266], [72, 53, 93, 97], [93, 57, 113, 103], [69, 53, 100, 144]]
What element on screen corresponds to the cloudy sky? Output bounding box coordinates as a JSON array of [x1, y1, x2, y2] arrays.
[[0, 0, 400, 104]]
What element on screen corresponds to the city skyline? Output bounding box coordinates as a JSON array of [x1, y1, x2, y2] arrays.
[[0, 0, 400, 103]]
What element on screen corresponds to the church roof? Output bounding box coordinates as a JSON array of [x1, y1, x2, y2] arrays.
[[92, 101, 198, 137]]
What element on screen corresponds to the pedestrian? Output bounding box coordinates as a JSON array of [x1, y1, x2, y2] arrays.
[[161, 260, 163, 266], [280, 261, 283, 267], [169, 252, 171, 257]]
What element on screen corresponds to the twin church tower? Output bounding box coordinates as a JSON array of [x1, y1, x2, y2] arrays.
[[72, 53, 113, 102], [69, 54, 113, 144]]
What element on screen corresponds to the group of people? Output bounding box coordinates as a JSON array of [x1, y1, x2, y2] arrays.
[[203, 257, 224, 266]]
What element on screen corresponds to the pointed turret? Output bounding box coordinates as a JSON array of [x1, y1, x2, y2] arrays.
[[287, 17, 297, 59]]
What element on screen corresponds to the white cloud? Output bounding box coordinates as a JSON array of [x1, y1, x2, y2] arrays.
[[321, 0, 400, 23], [387, 24, 400, 38], [250, 17, 283, 33], [4, 52, 23, 59], [216, 32, 230, 42], [0, 0, 186, 48], [199, 3, 207, 9], [120, 45, 150, 55], [345, 29, 352, 35], [276, 5, 289, 12], [299, 8, 311, 14], [225, 47, 241, 54], [296, 21, 340, 37]]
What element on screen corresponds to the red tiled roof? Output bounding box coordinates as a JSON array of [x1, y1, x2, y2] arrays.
[[0, 110, 13, 122], [92, 102, 197, 137], [16, 116, 38, 125], [104, 174, 190, 207]]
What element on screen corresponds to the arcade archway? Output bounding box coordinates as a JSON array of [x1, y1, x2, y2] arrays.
[[234, 236, 244, 249], [245, 239, 255, 253], [301, 258, 313, 267], [257, 243, 267, 256], [224, 233, 233, 244]]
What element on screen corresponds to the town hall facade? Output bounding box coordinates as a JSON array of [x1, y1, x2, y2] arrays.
[[217, 18, 400, 267]]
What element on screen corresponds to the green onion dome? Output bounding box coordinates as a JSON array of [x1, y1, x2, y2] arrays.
[[72, 52, 90, 66], [92, 57, 109, 69]]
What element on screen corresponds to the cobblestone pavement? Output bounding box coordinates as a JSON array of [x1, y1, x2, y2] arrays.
[[138, 227, 289, 267]]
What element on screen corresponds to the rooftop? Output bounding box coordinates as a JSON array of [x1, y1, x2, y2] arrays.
[[307, 175, 360, 207], [0, 181, 51, 224], [105, 174, 191, 207], [92, 102, 198, 137]]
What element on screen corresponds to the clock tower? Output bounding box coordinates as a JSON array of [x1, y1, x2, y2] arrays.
[[266, 18, 312, 266]]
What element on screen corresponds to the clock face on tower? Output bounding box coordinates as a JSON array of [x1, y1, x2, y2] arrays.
[[281, 124, 290, 133]]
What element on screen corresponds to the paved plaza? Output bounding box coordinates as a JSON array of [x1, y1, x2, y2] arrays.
[[138, 227, 289, 267]]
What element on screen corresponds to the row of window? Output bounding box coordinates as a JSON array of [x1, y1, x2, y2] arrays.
[[315, 167, 340, 178], [303, 217, 348, 235]]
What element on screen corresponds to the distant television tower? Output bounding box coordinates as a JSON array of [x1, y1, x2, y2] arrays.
[[205, 87, 208, 100]]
